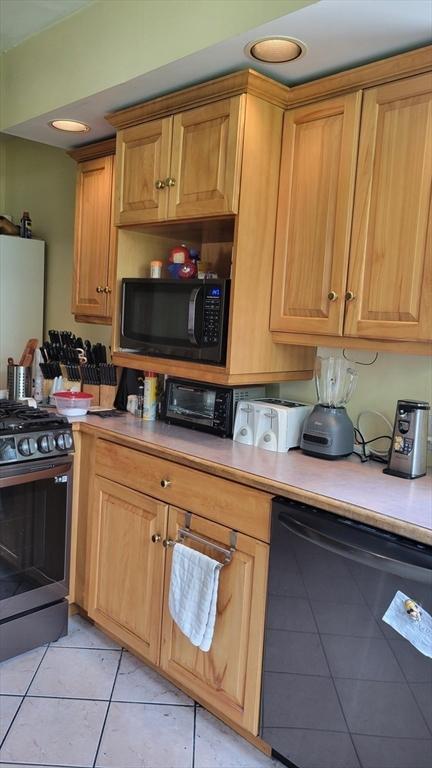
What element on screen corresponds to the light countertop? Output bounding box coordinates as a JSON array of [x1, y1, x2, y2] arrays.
[[71, 413, 432, 545]]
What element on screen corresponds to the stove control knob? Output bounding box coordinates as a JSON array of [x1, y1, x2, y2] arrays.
[[38, 434, 56, 453], [56, 432, 73, 451], [18, 437, 37, 456]]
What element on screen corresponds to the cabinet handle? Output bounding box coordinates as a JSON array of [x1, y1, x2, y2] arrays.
[[155, 179, 166, 190], [151, 533, 161, 543], [103, 286, 112, 293], [165, 177, 176, 187], [160, 479, 171, 489], [345, 290, 356, 301], [327, 290, 338, 302], [162, 538, 175, 548], [96, 285, 104, 293]]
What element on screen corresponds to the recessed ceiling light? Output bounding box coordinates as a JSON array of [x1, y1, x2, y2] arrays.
[[49, 119, 90, 133], [245, 36, 306, 64]]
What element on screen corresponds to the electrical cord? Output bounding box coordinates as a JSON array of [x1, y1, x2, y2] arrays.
[[343, 349, 379, 365], [357, 410, 393, 457], [354, 426, 392, 464]]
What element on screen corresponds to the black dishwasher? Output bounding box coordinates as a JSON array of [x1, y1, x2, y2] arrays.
[[261, 497, 432, 768]]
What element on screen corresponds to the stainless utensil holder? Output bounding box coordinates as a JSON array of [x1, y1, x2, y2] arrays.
[[7, 364, 32, 400]]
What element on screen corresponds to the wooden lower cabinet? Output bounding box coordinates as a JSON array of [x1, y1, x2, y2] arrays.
[[85, 454, 269, 736], [160, 508, 269, 735], [87, 476, 168, 664]]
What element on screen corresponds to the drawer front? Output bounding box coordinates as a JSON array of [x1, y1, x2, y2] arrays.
[[95, 440, 271, 542]]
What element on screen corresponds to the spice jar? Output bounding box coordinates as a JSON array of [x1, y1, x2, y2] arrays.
[[150, 260, 162, 278]]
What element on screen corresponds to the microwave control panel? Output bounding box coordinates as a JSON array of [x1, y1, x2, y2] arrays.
[[203, 286, 223, 345]]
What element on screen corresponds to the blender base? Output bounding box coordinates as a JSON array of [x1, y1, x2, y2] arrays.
[[300, 404, 354, 459]]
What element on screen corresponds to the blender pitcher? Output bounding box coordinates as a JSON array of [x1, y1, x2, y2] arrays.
[[315, 356, 358, 408]]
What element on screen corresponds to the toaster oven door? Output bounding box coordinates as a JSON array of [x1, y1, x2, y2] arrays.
[[165, 382, 218, 428]]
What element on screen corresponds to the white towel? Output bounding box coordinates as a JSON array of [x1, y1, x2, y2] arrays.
[[168, 542, 222, 652]]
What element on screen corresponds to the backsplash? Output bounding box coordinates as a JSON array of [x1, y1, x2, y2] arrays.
[[279, 346, 432, 460]]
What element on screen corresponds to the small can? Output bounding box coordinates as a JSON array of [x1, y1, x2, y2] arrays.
[[150, 260, 163, 278], [143, 372, 157, 421]]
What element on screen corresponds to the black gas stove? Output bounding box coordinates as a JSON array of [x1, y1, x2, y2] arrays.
[[0, 400, 74, 464]]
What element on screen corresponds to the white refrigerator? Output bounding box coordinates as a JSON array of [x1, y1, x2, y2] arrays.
[[0, 236, 45, 390]]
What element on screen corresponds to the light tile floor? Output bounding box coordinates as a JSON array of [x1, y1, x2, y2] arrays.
[[0, 615, 280, 768]]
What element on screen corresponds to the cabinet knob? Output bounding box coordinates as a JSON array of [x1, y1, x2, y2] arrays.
[[345, 290, 356, 301], [162, 538, 175, 548], [151, 533, 161, 543], [160, 479, 171, 489], [165, 177, 176, 187], [155, 179, 166, 190], [104, 286, 112, 294], [327, 290, 338, 302], [96, 285, 104, 293]]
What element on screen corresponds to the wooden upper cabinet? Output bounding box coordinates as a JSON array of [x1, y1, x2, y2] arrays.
[[115, 97, 243, 225], [72, 153, 116, 320], [344, 73, 432, 342], [88, 476, 168, 664], [160, 508, 268, 735], [270, 93, 361, 336], [115, 118, 172, 225], [168, 98, 243, 219]]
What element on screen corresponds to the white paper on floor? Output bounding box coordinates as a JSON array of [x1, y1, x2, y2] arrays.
[[382, 590, 432, 659]]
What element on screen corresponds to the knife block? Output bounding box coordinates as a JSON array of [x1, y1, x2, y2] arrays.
[[82, 384, 100, 406], [100, 385, 117, 409]]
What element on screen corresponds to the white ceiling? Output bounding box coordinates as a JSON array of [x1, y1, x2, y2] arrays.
[[2, 0, 432, 149], [0, 0, 94, 53]]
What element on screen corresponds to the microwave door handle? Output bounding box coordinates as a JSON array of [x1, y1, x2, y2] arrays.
[[188, 287, 202, 345]]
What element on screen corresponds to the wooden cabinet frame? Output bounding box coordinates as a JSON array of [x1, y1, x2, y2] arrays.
[[160, 507, 268, 734], [270, 61, 432, 355], [69, 139, 117, 324], [83, 439, 271, 735]]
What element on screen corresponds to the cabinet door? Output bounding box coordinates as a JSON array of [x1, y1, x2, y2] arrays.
[[115, 118, 172, 225], [160, 508, 268, 734], [270, 93, 361, 336], [168, 97, 244, 219], [88, 476, 168, 664], [72, 155, 114, 317], [345, 74, 432, 341]]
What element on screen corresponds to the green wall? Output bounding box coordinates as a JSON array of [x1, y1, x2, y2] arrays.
[[281, 347, 432, 439], [0, 134, 111, 345], [1, 0, 314, 130]]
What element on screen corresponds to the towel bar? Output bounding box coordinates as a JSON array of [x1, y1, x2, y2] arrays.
[[163, 528, 237, 565]]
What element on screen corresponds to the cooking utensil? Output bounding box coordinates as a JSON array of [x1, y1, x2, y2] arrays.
[[19, 338, 39, 368], [7, 364, 32, 399]]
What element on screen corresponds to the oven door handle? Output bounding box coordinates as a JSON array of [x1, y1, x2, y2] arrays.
[[188, 287, 202, 345], [0, 462, 72, 489]]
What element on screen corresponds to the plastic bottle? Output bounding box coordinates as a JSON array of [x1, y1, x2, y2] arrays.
[[136, 378, 144, 418], [20, 211, 32, 238], [143, 372, 157, 421], [150, 260, 163, 278], [33, 370, 44, 403]]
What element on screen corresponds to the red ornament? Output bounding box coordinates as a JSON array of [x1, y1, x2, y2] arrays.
[[178, 262, 197, 279], [169, 245, 190, 264]]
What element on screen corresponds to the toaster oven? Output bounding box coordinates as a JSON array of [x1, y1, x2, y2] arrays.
[[162, 379, 266, 437]]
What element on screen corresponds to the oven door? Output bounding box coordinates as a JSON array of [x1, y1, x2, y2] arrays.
[[0, 457, 73, 621], [164, 381, 219, 429]]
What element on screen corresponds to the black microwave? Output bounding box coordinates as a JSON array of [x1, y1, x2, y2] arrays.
[[120, 278, 230, 365]]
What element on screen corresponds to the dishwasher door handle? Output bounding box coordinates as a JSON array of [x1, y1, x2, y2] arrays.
[[278, 509, 432, 584]]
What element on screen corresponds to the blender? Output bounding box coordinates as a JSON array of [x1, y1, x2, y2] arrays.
[[301, 356, 358, 458]]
